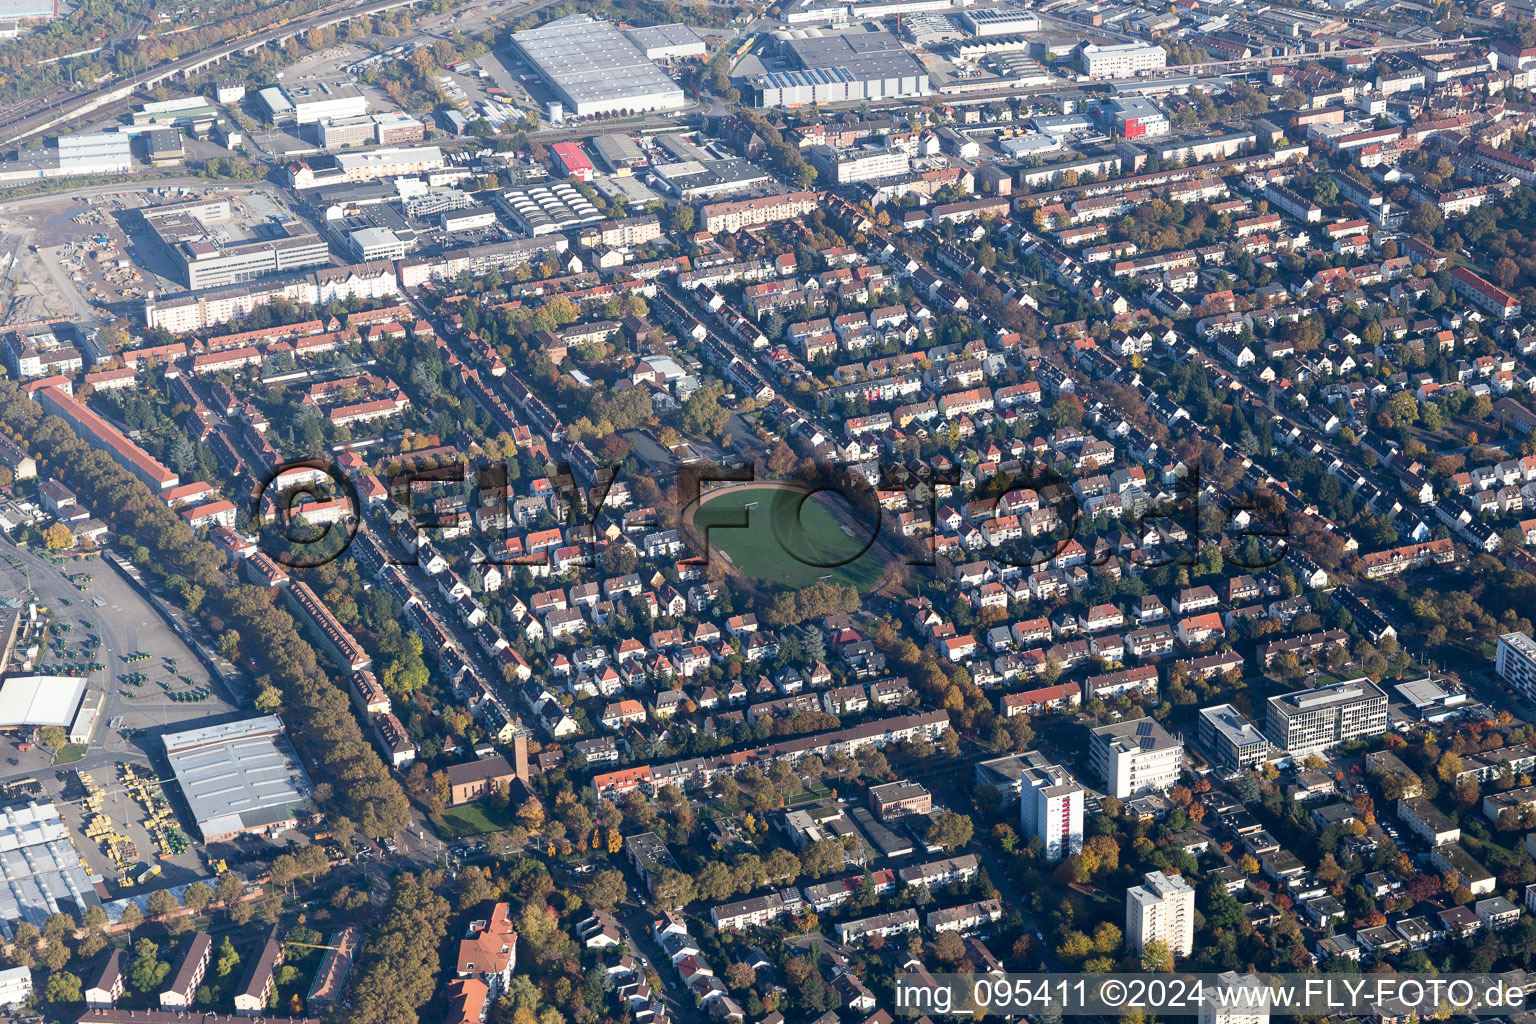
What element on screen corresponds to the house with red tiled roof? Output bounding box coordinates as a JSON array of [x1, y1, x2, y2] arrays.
[[457, 903, 518, 998]]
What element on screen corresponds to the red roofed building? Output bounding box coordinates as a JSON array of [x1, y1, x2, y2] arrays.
[[162, 480, 219, 507], [592, 764, 653, 798], [1175, 612, 1226, 646], [33, 385, 178, 491], [458, 903, 518, 997], [447, 978, 490, 1024], [1001, 682, 1081, 717], [551, 142, 595, 183], [180, 499, 236, 530], [190, 346, 263, 375], [1451, 266, 1522, 319]]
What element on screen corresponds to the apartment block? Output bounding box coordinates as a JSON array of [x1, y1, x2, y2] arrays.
[[1019, 751, 1084, 862], [1497, 633, 1536, 699], [1126, 870, 1195, 959]]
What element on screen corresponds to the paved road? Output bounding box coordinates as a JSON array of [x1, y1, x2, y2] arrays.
[[614, 901, 710, 1024]]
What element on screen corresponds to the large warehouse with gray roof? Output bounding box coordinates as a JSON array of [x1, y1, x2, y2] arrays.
[[754, 26, 931, 107], [161, 716, 315, 842], [509, 14, 686, 119]]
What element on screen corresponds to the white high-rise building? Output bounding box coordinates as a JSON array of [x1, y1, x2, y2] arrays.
[[1497, 633, 1536, 698], [1127, 870, 1195, 959], [1018, 751, 1084, 862]]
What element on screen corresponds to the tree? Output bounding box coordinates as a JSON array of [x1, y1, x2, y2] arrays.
[[254, 684, 283, 714], [147, 888, 179, 922], [587, 869, 627, 911], [1494, 256, 1519, 290], [1140, 939, 1173, 973], [455, 866, 497, 912], [649, 866, 694, 909], [216, 871, 246, 908], [43, 971, 80, 1005], [725, 962, 757, 990], [798, 839, 844, 879], [216, 936, 241, 978], [1092, 921, 1123, 954], [933, 930, 967, 964], [129, 938, 170, 992], [679, 383, 731, 439], [1050, 395, 1084, 428], [43, 522, 73, 550], [926, 809, 974, 852], [183, 882, 212, 916]]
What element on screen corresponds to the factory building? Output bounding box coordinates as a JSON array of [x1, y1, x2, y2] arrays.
[[160, 716, 316, 842], [56, 134, 133, 175], [622, 22, 708, 61], [958, 6, 1041, 36], [257, 78, 369, 125]]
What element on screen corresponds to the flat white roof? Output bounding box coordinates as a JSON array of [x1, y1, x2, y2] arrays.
[[0, 675, 86, 728], [0, 801, 97, 938]]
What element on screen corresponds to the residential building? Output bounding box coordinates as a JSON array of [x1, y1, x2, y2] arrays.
[[1497, 633, 1536, 698], [457, 903, 518, 998], [160, 932, 212, 1009], [1019, 751, 1084, 861], [1126, 870, 1196, 959], [234, 925, 283, 1016]]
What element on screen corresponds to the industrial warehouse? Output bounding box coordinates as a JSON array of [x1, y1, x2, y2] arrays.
[[160, 716, 316, 843], [753, 25, 931, 107], [0, 802, 98, 938], [508, 13, 687, 119]]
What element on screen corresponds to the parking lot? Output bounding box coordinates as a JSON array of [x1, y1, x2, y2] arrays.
[[0, 538, 248, 880]]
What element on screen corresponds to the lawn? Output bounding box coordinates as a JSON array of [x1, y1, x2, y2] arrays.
[[434, 803, 516, 838], [52, 745, 86, 766], [692, 487, 885, 591]]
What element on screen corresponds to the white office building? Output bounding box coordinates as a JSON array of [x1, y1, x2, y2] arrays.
[[1127, 870, 1195, 959], [1019, 751, 1084, 862], [1090, 717, 1183, 799], [1264, 679, 1387, 758], [1199, 704, 1273, 771], [808, 145, 911, 184], [1079, 42, 1168, 79], [258, 79, 368, 125]]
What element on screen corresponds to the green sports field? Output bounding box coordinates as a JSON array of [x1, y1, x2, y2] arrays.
[[692, 486, 885, 591]]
